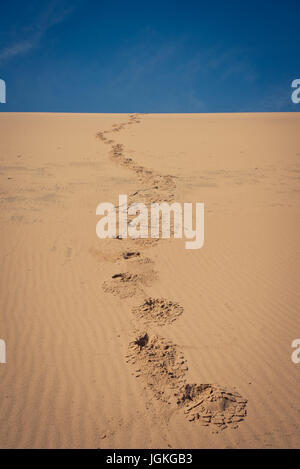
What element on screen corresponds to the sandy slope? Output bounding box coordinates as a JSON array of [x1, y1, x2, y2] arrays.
[[0, 112, 299, 448]]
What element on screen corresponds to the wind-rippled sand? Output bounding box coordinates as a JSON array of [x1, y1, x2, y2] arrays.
[[0, 112, 299, 448]]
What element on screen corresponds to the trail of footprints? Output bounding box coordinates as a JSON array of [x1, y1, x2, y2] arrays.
[[97, 114, 247, 432]]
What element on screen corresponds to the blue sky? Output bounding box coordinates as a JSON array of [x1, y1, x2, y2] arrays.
[[0, 0, 299, 112]]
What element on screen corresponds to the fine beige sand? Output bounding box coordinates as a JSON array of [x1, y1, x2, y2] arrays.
[[0, 112, 299, 448]]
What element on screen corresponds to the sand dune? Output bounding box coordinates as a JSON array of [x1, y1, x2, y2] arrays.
[[0, 112, 299, 448]]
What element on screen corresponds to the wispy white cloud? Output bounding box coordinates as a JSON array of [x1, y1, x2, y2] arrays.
[[0, 1, 73, 64], [0, 40, 35, 62], [102, 32, 257, 112], [181, 44, 258, 83]]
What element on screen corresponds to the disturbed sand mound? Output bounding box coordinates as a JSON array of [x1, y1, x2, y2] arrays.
[[110, 143, 124, 159], [120, 252, 153, 265], [132, 298, 184, 325], [102, 269, 157, 298], [178, 383, 247, 431], [127, 332, 247, 432], [126, 332, 188, 403]]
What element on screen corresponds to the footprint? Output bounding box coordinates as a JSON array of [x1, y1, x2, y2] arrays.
[[126, 332, 188, 404], [102, 269, 157, 298], [122, 251, 141, 260], [132, 298, 183, 325], [177, 383, 248, 431], [127, 332, 247, 432], [110, 144, 124, 159]]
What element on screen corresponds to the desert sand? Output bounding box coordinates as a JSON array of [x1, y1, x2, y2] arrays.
[[0, 111, 299, 448]]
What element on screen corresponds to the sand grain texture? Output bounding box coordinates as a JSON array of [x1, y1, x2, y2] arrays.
[[0, 112, 299, 448]]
